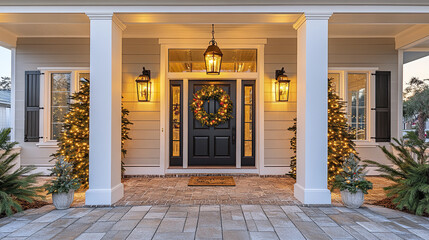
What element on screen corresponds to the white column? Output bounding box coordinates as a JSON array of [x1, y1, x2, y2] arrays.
[[85, 13, 126, 205], [293, 13, 332, 205]]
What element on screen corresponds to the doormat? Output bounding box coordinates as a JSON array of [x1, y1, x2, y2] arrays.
[[188, 176, 236, 186]]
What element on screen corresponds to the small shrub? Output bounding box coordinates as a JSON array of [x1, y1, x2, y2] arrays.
[[364, 132, 429, 216], [332, 154, 373, 194], [45, 158, 81, 194], [0, 128, 43, 216]]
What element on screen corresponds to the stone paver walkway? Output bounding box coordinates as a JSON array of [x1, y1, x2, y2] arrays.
[[1, 204, 428, 240]]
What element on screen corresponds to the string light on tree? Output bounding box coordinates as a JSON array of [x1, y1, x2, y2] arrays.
[[288, 79, 358, 184], [52, 78, 133, 188]]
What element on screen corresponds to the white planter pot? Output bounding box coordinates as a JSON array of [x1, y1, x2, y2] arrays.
[[52, 190, 75, 210], [340, 189, 365, 209]]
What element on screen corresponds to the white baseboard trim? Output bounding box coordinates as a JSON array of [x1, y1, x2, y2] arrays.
[[165, 168, 259, 174], [26, 165, 384, 177], [366, 166, 383, 175], [294, 183, 331, 205], [23, 165, 53, 175], [124, 166, 164, 175], [260, 166, 290, 175], [85, 182, 124, 206]]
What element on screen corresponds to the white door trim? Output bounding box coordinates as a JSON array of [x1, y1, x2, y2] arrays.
[[160, 40, 266, 174]]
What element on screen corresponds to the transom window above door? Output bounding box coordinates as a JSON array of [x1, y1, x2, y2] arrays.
[[168, 49, 257, 73]]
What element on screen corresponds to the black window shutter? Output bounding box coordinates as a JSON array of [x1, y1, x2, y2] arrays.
[[24, 71, 41, 142], [374, 71, 391, 142]]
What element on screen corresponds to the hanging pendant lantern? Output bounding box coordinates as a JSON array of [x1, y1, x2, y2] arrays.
[[204, 24, 223, 75]]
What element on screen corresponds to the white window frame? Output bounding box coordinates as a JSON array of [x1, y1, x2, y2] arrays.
[[328, 67, 378, 145], [36, 67, 89, 148]]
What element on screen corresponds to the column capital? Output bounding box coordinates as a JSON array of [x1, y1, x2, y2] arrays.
[[293, 13, 332, 30], [86, 13, 126, 31]]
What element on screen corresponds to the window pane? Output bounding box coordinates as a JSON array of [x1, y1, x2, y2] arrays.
[[348, 73, 367, 140], [244, 105, 252, 122], [79, 73, 90, 81], [172, 141, 180, 157], [168, 49, 257, 72], [51, 73, 71, 140], [328, 73, 340, 94], [172, 86, 180, 104], [244, 141, 252, 157], [244, 123, 252, 140], [173, 127, 180, 141], [244, 86, 253, 104], [51, 123, 62, 140]]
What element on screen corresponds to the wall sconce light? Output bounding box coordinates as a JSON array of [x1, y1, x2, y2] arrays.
[[275, 67, 290, 102], [136, 67, 151, 102]]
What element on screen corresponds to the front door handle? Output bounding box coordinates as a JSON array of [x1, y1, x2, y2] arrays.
[[232, 128, 236, 145]]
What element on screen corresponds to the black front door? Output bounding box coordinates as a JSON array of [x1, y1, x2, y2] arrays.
[[188, 81, 236, 166]]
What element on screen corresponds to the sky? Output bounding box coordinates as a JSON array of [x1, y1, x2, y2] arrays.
[[403, 55, 429, 88], [0, 47, 11, 79]]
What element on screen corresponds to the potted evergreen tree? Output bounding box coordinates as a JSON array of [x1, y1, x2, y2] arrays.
[[332, 154, 373, 208], [45, 158, 81, 209]]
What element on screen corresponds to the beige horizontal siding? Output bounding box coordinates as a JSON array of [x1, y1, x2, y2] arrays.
[[263, 38, 297, 167], [15, 38, 90, 166], [263, 38, 398, 167], [122, 38, 160, 167], [15, 37, 397, 170]]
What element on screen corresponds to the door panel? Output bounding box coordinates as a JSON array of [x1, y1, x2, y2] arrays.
[[188, 81, 236, 166]]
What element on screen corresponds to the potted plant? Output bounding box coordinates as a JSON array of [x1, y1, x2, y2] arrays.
[[45, 158, 80, 209], [332, 154, 373, 208]]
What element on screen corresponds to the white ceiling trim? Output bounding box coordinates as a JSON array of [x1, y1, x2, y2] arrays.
[[0, 25, 17, 48], [395, 25, 429, 49], [2, 5, 429, 14], [159, 38, 267, 45]]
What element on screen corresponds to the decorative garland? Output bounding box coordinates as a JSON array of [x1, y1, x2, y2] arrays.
[[190, 85, 233, 127]]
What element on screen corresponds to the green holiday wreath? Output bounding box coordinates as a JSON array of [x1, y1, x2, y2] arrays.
[[190, 85, 233, 127]]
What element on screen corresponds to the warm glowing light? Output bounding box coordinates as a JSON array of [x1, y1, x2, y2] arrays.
[[135, 67, 151, 102], [204, 24, 223, 74], [275, 67, 290, 102]]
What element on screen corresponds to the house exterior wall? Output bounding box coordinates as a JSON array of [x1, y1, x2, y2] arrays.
[[122, 38, 161, 167], [263, 38, 397, 167], [264, 38, 297, 167], [330, 38, 397, 165], [15, 37, 397, 171], [15, 38, 90, 168]]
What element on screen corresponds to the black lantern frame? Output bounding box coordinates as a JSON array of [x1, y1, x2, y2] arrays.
[[135, 67, 151, 102], [204, 24, 223, 75], [275, 67, 291, 102]]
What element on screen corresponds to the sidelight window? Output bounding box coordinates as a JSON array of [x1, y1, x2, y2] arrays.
[[170, 80, 183, 166], [242, 80, 255, 166]]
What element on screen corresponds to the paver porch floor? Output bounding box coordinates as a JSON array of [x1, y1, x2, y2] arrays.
[[53, 176, 393, 207], [2, 176, 429, 239], [1, 204, 428, 239]]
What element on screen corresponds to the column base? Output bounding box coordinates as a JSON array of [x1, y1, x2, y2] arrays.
[[294, 183, 331, 205], [85, 183, 124, 206]]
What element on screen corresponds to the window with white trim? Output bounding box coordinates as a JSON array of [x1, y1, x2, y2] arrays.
[[38, 68, 89, 147], [328, 70, 372, 141]]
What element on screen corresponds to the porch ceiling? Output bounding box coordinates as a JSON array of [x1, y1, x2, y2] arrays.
[[0, 13, 428, 40]]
